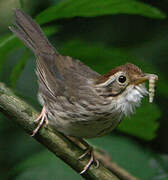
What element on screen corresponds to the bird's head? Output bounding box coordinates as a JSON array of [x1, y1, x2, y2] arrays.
[[95, 63, 158, 115]]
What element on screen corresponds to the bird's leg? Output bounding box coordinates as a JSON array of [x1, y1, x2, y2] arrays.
[[67, 137, 99, 174], [31, 106, 48, 136], [78, 139, 99, 174], [79, 145, 99, 174]]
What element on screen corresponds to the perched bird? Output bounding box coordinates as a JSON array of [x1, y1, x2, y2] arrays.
[[9, 9, 158, 174]]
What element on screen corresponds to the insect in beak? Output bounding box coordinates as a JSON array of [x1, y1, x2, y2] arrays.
[[134, 74, 158, 103]]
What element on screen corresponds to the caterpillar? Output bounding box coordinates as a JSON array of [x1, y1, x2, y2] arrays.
[[147, 74, 158, 103]]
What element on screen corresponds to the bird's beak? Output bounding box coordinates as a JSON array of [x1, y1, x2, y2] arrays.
[[133, 75, 149, 85], [133, 73, 158, 85]]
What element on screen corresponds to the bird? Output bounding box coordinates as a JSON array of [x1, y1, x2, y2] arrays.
[[9, 9, 158, 174]]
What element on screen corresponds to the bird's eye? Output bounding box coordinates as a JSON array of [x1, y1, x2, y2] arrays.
[[118, 75, 127, 84]]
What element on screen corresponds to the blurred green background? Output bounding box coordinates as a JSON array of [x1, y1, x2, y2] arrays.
[[0, 0, 168, 179]]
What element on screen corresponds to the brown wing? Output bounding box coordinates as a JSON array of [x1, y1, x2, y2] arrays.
[[36, 52, 100, 101]]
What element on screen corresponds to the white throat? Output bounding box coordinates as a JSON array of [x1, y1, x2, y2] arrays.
[[115, 84, 148, 116]]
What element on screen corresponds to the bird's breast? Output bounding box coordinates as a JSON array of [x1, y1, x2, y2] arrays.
[[45, 97, 122, 138]]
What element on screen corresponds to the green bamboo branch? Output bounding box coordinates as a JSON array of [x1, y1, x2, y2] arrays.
[[0, 82, 119, 180]]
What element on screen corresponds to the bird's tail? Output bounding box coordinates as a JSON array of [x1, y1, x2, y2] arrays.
[[9, 9, 55, 55]]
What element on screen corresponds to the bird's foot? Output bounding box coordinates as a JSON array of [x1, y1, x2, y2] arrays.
[[31, 106, 48, 136], [79, 146, 99, 174], [66, 137, 99, 174]]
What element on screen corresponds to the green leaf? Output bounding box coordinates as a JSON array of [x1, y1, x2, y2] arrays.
[[36, 0, 166, 25], [59, 39, 161, 140], [118, 99, 160, 140]]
